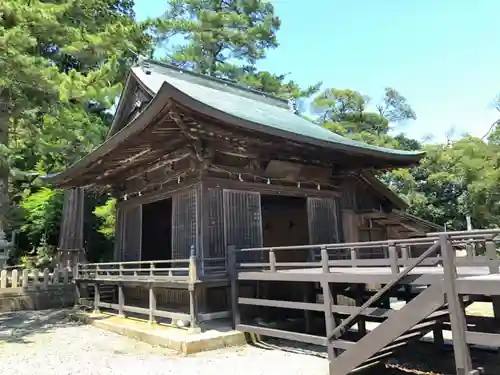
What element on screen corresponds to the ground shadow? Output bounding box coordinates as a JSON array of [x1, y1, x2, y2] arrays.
[[0, 309, 79, 344]]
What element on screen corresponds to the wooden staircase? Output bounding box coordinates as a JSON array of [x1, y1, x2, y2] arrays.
[[229, 231, 500, 375], [329, 283, 446, 374]]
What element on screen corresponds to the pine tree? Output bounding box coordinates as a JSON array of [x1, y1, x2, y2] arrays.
[[157, 0, 280, 79], [1, 0, 153, 254]]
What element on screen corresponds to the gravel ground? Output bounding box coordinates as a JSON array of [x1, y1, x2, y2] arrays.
[[4, 310, 498, 375], [0, 310, 329, 375]]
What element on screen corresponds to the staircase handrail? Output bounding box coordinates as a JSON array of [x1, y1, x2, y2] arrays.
[[327, 241, 441, 341]]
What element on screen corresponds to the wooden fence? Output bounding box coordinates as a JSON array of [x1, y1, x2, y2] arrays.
[[0, 268, 73, 290]]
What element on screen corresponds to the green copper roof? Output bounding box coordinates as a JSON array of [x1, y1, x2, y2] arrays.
[[132, 61, 424, 161], [44, 61, 425, 187]]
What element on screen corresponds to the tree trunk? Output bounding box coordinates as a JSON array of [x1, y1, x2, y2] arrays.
[[0, 95, 10, 232]]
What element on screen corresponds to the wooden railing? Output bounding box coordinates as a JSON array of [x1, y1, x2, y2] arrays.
[[231, 229, 500, 274], [76, 254, 228, 281], [74, 249, 230, 330]]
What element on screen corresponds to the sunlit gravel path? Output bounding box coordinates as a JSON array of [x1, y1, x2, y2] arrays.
[[0, 310, 328, 375]]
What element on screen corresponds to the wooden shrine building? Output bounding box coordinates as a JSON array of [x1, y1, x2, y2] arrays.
[[47, 59, 440, 324]]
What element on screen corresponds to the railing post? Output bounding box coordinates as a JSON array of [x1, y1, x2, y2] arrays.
[[485, 237, 499, 274], [321, 246, 329, 273], [189, 245, 198, 282], [321, 247, 337, 373], [11, 269, 18, 288], [0, 269, 6, 288], [388, 242, 399, 274], [440, 233, 473, 375], [465, 243, 474, 260], [227, 245, 240, 329], [400, 245, 409, 267], [269, 248, 276, 272], [22, 269, 29, 288], [350, 248, 357, 268]]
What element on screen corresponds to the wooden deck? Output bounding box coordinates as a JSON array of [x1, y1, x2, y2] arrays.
[[73, 229, 500, 374], [229, 229, 500, 375], [74, 253, 230, 330]]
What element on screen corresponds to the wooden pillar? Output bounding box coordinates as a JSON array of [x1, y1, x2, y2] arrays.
[[228, 245, 240, 329], [321, 247, 337, 373], [93, 283, 100, 314], [148, 283, 156, 324], [356, 284, 367, 336], [302, 282, 314, 333], [57, 188, 85, 270], [188, 245, 200, 333], [440, 234, 473, 375]]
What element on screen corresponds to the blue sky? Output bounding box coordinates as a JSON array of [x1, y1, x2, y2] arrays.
[[134, 0, 500, 142]]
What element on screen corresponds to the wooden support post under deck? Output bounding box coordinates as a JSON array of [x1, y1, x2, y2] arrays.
[[149, 283, 156, 324], [301, 282, 313, 334], [440, 234, 473, 375], [433, 322, 445, 348], [321, 247, 337, 371], [93, 284, 100, 314], [118, 284, 125, 317], [74, 282, 81, 306], [356, 284, 367, 336], [228, 245, 240, 329], [188, 245, 201, 333]]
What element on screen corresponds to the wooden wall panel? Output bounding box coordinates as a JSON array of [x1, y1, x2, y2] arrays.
[[205, 187, 225, 265], [172, 188, 198, 259], [223, 189, 263, 261]]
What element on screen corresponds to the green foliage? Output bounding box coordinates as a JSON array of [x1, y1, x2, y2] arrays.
[[155, 0, 318, 104], [3, 0, 500, 265], [1, 0, 153, 264], [158, 0, 280, 77], [93, 198, 117, 240], [13, 188, 64, 264]]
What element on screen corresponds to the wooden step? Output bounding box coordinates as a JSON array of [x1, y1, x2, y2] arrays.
[[328, 283, 445, 375]]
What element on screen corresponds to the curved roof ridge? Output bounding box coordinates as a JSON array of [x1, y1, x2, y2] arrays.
[[143, 59, 291, 109], [132, 66, 424, 161]]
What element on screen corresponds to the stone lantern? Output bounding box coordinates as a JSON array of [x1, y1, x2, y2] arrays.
[[0, 229, 12, 269]]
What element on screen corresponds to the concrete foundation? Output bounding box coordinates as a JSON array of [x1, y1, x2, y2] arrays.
[[70, 311, 247, 355]]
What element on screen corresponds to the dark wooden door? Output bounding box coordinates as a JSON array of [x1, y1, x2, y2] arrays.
[[119, 204, 142, 261], [307, 197, 344, 259]]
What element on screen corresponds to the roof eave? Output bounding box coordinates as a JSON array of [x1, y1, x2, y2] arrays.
[[359, 171, 409, 210], [392, 209, 444, 231], [154, 82, 425, 165]]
